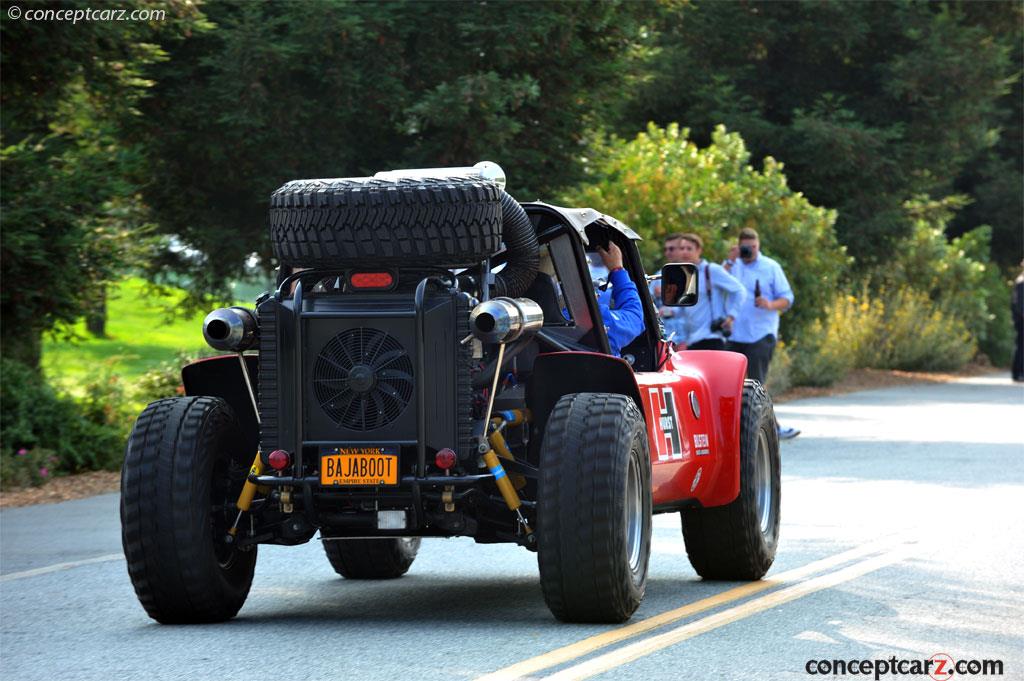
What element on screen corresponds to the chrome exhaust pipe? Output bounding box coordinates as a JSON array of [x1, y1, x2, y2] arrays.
[[469, 297, 544, 344], [202, 307, 259, 352]]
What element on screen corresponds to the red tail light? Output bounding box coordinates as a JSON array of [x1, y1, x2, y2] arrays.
[[435, 448, 457, 470], [268, 449, 291, 471], [349, 271, 395, 289]]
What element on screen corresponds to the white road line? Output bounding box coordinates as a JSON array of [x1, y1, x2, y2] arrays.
[[477, 534, 912, 681], [544, 545, 912, 681], [0, 553, 124, 583]]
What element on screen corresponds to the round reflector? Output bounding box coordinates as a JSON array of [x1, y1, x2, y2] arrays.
[[435, 448, 457, 470], [268, 449, 291, 471]]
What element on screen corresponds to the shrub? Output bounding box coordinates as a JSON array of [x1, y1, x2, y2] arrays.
[[789, 322, 856, 388], [133, 348, 222, 406], [786, 287, 976, 386], [883, 196, 1013, 365], [0, 358, 128, 486], [78, 364, 129, 421], [0, 447, 60, 490], [562, 123, 850, 336], [871, 289, 976, 371], [789, 291, 883, 387], [134, 358, 185, 404], [764, 341, 792, 396], [139, 347, 218, 396]]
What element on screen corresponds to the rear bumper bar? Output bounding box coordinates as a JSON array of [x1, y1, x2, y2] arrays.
[[249, 473, 495, 487]]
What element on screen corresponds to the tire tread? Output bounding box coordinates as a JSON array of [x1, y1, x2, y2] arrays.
[[681, 380, 780, 580], [322, 538, 420, 579], [121, 397, 256, 623], [537, 393, 651, 623], [268, 177, 503, 268]]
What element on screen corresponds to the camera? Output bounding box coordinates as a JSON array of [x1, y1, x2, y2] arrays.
[[739, 244, 754, 259], [710, 316, 732, 338]]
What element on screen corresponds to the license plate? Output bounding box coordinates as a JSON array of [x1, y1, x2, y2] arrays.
[[320, 446, 399, 486]]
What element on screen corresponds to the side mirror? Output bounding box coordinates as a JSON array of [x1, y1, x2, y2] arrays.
[[660, 263, 698, 307]]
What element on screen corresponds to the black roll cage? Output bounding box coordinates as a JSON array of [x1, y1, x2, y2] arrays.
[[511, 203, 663, 370]]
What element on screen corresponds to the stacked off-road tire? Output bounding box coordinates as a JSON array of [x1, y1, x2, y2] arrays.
[[268, 176, 503, 268]]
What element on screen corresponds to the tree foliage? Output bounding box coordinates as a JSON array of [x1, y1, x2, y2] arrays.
[[1, 0, 1020, 373], [562, 123, 848, 335], [0, 0, 206, 366], [882, 195, 1013, 365], [629, 1, 1021, 266], [132, 0, 655, 299]]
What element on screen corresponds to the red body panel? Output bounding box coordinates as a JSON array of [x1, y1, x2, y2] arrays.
[[635, 350, 747, 509]]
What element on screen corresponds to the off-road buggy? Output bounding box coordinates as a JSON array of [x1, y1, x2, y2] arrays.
[[120, 162, 780, 624]]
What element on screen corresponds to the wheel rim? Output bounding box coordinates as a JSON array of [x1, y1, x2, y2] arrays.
[[755, 429, 773, 535], [211, 457, 242, 569], [626, 452, 643, 572]]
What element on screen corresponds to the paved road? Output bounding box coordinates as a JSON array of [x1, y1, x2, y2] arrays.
[[2, 375, 1022, 680]]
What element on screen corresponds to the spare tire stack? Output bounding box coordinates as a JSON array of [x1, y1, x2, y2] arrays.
[[268, 176, 504, 268]]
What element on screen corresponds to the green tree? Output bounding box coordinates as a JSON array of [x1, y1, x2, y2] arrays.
[[562, 123, 848, 336], [627, 1, 1020, 266], [949, 3, 1023, 267], [0, 0, 207, 367], [133, 0, 656, 301]]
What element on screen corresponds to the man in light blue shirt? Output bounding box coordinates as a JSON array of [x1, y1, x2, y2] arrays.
[[724, 228, 798, 439], [652, 236, 686, 345], [671, 233, 745, 350], [658, 233, 746, 350]]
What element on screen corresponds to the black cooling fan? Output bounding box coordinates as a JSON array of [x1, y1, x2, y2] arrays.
[[312, 327, 414, 431]]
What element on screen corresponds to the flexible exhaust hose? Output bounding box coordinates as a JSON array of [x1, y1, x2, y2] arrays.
[[493, 191, 539, 298]]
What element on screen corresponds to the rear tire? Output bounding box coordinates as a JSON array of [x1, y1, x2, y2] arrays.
[[269, 176, 503, 268], [120, 397, 257, 623], [537, 393, 652, 623], [322, 538, 421, 579], [681, 380, 780, 579]]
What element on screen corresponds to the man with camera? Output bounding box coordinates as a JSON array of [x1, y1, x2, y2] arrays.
[[658, 233, 746, 350], [724, 228, 798, 439]]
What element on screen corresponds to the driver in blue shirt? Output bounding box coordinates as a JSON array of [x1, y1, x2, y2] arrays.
[[589, 242, 645, 356]]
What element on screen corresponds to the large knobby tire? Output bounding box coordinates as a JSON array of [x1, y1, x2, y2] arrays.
[[681, 380, 780, 579], [268, 176, 503, 268], [537, 393, 652, 623], [322, 538, 421, 579], [120, 397, 257, 623]]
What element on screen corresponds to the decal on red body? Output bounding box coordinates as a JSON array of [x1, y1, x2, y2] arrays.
[[693, 432, 710, 456], [647, 387, 683, 461]]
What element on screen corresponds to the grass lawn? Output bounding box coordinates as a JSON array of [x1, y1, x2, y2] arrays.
[[42, 278, 219, 392]]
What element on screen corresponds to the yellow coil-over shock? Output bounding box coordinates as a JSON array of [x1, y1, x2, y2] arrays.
[[480, 408, 533, 540], [228, 452, 263, 538], [490, 411, 529, 490]]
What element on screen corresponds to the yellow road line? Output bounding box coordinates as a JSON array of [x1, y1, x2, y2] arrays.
[[476, 535, 910, 681], [545, 545, 911, 681]]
